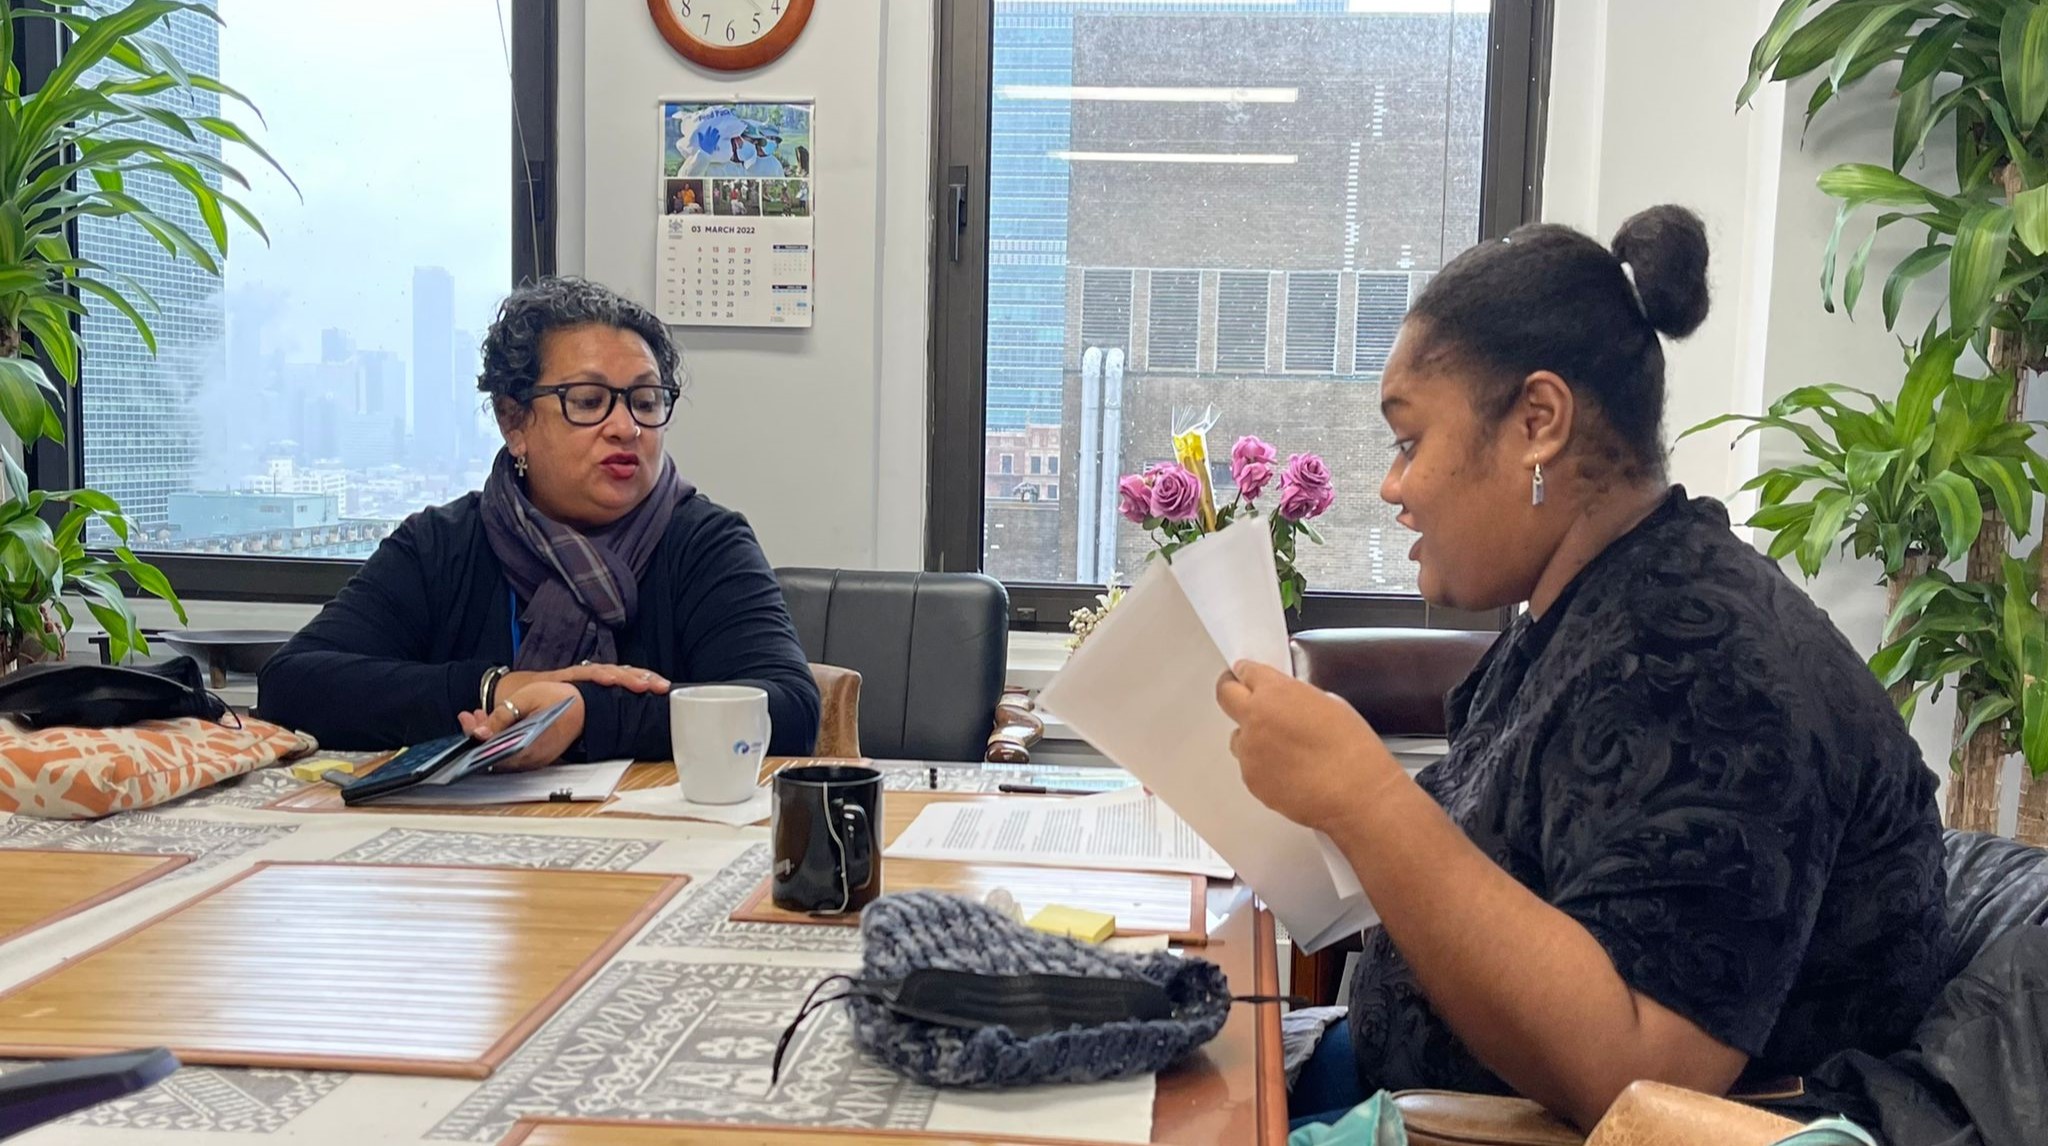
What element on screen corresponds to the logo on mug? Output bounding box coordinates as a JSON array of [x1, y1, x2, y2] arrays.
[[732, 738, 764, 756]]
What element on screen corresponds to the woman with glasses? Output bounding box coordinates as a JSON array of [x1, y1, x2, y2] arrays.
[[259, 276, 820, 768]]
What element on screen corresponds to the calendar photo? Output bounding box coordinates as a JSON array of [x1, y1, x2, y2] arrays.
[[656, 100, 816, 328]]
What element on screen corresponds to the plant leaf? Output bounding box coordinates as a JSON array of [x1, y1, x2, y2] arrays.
[[2015, 184, 2048, 257], [1959, 693, 2017, 751], [1893, 74, 1936, 173], [1802, 489, 1855, 576], [1741, 0, 1819, 106], [1884, 242, 1952, 329], [1926, 467, 1985, 561], [2028, 680, 2048, 778], [1895, 334, 1963, 447], [1962, 453, 2033, 539], [1846, 445, 1901, 492], [1832, 4, 1914, 93], [1899, 14, 1968, 92], [1817, 163, 1947, 207], [0, 356, 59, 446], [1949, 202, 2015, 337], [1886, 571, 1957, 639], [2001, 0, 2048, 130]]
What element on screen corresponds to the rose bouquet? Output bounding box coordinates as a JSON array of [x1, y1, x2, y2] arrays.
[[1115, 431, 1335, 612]]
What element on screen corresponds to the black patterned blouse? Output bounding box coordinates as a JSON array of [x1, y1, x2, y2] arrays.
[[1347, 489, 1952, 1095]]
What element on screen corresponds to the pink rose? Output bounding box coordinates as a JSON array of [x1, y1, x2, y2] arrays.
[[1233, 460, 1275, 502], [1282, 452, 1333, 496], [1116, 473, 1152, 524], [1231, 436, 1278, 501], [1277, 453, 1335, 521], [1146, 463, 1203, 523]]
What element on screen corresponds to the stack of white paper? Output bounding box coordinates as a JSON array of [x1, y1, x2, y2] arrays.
[[1036, 520, 1379, 953], [883, 786, 1234, 879]]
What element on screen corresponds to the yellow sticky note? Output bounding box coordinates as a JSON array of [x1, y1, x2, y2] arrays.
[[1026, 904, 1116, 944], [289, 758, 362, 783]]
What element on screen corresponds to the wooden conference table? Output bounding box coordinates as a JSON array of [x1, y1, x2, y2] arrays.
[[0, 756, 1287, 1146]]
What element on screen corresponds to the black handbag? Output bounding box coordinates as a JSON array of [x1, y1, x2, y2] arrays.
[[0, 657, 228, 728]]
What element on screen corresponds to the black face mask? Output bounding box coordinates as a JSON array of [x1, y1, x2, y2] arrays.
[[0, 657, 230, 729], [770, 969, 1294, 1083]]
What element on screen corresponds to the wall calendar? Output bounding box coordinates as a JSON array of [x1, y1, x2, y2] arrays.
[[655, 99, 814, 328]]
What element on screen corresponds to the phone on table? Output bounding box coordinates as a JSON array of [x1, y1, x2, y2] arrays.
[[0, 1047, 178, 1140], [339, 696, 575, 806]]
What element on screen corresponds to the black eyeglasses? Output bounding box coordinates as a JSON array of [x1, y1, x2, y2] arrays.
[[521, 383, 680, 428]]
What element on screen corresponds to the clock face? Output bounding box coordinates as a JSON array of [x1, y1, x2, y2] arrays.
[[649, 0, 813, 71], [666, 0, 789, 48]]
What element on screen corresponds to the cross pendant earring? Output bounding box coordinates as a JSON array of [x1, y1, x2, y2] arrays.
[[1531, 461, 1545, 506], [514, 455, 529, 478]]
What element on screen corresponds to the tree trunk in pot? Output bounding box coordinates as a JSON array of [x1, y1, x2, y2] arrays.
[[1948, 321, 2028, 832], [2019, 767, 2048, 847]]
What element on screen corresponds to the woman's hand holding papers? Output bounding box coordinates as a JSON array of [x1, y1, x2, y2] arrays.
[[1214, 660, 1405, 836]]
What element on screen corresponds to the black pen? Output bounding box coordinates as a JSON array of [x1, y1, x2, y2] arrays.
[[997, 783, 1095, 796]]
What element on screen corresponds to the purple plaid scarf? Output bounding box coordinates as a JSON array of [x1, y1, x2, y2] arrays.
[[479, 448, 693, 670]]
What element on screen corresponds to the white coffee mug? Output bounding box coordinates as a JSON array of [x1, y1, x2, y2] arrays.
[[669, 685, 772, 805]]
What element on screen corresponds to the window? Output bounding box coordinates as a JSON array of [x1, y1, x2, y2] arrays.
[[1030, 455, 1043, 475], [1048, 456, 1059, 475], [1146, 270, 1200, 371], [32, 0, 555, 599], [1354, 272, 1410, 376], [1283, 272, 1339, 374], [1001, 455, 1013, 475], [931, 0, 1540, 630], [1214, 272, 1270, 374]]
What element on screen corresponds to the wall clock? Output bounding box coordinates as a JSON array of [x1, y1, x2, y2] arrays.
[[647, 0, 815, 72]]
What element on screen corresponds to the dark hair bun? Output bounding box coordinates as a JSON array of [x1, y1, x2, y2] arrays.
[[1609, 205, 1709, 339]]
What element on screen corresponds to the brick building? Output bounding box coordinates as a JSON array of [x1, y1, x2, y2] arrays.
[[979, 3, 1487, 596]]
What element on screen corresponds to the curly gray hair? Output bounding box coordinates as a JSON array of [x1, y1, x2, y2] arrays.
[[477, 277, 683, 423]]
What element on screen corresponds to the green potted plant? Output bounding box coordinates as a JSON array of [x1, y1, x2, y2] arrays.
[[1707, 0, 2048, 839], [0, 0, 285, 671]]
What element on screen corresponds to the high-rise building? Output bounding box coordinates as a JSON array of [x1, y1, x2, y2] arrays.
[[980, 1, 1487, 592], [410, 266, 456, 467], [77, 6, 224, 529], [321, 327, 356, 365]]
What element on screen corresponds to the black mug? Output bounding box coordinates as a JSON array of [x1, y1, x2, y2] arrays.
[[772, 764, 882, 915]]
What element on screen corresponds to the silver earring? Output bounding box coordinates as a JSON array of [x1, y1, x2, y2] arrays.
[[1531, 462, 1546, 506], [514, 454, 529, 478]]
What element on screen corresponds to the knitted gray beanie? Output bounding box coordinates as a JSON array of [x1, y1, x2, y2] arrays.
[[845, 890, 1231, 1088]]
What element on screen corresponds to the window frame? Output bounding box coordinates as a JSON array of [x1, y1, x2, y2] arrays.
[[926, 0, 1550, 633], [23, 0, 559, 603]]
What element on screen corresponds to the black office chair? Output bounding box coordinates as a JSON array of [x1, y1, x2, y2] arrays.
[[775, 569, 1019, 763]]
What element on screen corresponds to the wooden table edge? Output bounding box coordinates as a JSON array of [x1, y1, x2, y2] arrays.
[[0, 849, 192, 949], [497, 1119, 1129, 1146]]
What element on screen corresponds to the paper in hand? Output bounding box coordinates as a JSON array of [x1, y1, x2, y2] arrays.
[[1036, 519, 1378, 952]]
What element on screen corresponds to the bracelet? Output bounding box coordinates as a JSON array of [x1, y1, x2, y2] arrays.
[[480, 665, 510, 713]]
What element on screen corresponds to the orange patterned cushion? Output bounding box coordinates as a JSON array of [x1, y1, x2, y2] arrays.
[[0, 716, 317, 819]]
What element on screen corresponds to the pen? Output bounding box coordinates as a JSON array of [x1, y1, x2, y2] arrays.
[[997, 783, 1095, 796]]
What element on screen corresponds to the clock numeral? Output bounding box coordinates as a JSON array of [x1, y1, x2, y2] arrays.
[[752, 15, 763, 34], [771, 0, 783, 11], [702, 13, 711, 35], [726, 19, 737, 42]]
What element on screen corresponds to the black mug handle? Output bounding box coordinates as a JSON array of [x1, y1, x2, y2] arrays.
[[839, 800, 873, 891]]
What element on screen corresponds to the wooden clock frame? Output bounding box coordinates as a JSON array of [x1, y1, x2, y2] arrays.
[[646, 0, 815, 72]]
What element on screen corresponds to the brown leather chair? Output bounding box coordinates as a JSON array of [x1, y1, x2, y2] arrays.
[[809, 663, 862, 758], [1395, 1081, 1803, 1146]]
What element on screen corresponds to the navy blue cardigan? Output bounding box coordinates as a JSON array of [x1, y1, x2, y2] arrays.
[[258, 491, 820, 760]]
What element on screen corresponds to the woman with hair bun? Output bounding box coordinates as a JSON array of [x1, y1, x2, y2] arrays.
[[1222, 207, 1950, 1130]]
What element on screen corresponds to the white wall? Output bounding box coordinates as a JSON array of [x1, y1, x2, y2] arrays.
[[560, 0, 932, 571], [1544, 0, 1969, 785]]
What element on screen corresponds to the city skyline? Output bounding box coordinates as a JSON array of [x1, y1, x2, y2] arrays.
[[78, 1, 514, 558]]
